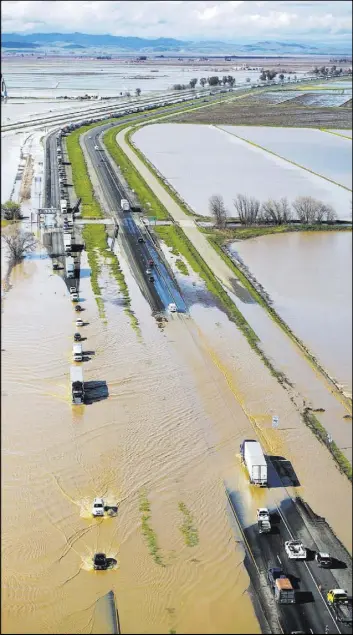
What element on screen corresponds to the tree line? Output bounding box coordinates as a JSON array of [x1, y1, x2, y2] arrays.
[[173, 75, 237, 90], [312, 65, 350, 77], [209, 194, 339, 228]]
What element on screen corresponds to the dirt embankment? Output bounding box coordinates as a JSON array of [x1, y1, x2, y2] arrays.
[[169, 101, 353, 128]]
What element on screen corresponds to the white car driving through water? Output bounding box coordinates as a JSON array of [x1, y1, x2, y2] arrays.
[[92, 497, 104, 517]]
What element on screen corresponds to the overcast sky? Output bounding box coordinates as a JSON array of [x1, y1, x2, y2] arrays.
[[2, 1, 352, 44]]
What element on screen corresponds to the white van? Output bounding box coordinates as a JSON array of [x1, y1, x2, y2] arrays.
[[72, 343, 83, 362]]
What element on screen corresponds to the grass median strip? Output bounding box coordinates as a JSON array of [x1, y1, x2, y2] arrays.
[[303, 408, 352, 482], [66, 126, 139, 331], [139, 490, 164, 566]]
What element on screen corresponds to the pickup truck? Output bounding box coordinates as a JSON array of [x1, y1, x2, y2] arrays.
[[285, 540, 307, 560], [257, 508, 271, 534], [327, 589, 353, 624]]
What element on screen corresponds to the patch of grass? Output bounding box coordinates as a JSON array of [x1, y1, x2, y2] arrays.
[[139, 490, 163, 566], [178, 502, 199, 547], [103, 126, 170, 221], [66, 126, 105, 219], [211, 224, 352, 241], [303, 408, 352, 482], [175, 258, 188, 275]]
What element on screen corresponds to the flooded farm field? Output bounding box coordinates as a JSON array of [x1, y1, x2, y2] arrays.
[[2, 57, 261, 98], [230, 231, 352, 397], [133, 123, 352, 218], [287, 92, 352, 107], [218, 125, 352, 189]]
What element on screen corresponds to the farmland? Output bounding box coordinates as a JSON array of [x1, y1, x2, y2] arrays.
[[168, 96, 352, 128], [133, 123, 352, 218], [217, 125, 352, 189]]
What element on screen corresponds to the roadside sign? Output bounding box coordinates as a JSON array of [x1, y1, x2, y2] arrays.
[[272, 416, 279, 429]]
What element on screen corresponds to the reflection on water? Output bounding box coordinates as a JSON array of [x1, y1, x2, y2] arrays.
[[230, 231, 352, 396]]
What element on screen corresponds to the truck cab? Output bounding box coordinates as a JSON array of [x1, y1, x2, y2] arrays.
[[121, 198, 130, 212], [257, 508, 271, 533], [268, 567, 295, 604]]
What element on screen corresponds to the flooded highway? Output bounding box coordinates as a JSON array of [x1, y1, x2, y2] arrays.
[[2, 230, 352, 633]]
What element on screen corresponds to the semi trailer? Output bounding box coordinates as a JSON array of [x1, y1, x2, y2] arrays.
[[240, 439, 267, 486], [70, 366, 84, 404]]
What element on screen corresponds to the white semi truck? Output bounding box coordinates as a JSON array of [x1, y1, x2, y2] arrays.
[[70, 366, 84, 404], [240, 439, 267, 486], [121, 198, 130, 212], [64, 232, 72, 254], [66, 256, 75, 279]]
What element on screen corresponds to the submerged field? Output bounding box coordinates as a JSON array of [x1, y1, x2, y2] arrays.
[[217, 125, 352, 189], [133, 123, 352, 218], [230, 231, 352, 398]]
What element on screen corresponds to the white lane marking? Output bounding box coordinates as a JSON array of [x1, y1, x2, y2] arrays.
[[277, 506, 341, 634]]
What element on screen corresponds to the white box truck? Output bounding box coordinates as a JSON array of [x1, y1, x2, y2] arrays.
[[64, 232, 72, 254], [72, 343, 83, 362], [121, 199, 130, 212], [240, 439, 267, 486], [66, 256, 75, 279], [60, 199, 67, 213], [70, 366, 84, 404]]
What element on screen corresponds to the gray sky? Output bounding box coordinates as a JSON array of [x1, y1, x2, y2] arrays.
[[2, 1, 352, 44]]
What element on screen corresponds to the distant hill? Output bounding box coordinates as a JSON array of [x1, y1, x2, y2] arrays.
[[1, 32, 351, 55], [1, 40, 39, 48]]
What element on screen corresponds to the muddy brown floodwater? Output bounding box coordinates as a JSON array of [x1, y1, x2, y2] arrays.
[[2, 234, 352, 634], [231, 231, 352, 397]]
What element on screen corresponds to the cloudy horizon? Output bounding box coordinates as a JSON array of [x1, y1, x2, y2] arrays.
[[2, 1, 352, 46]]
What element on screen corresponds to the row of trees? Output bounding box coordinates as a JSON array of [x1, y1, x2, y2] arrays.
[[209, 194, 338, 227], [173, 75, 237, 90], [312, 65, 346, 77]]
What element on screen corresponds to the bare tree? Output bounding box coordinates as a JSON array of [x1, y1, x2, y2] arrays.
[[323, 204, 337, 223], [233, 194, 261, 225], [261, 198, 292, 224], [292, 196, 320, 224], [2, 225, 37, 265], [209, 194, 227, 228]]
